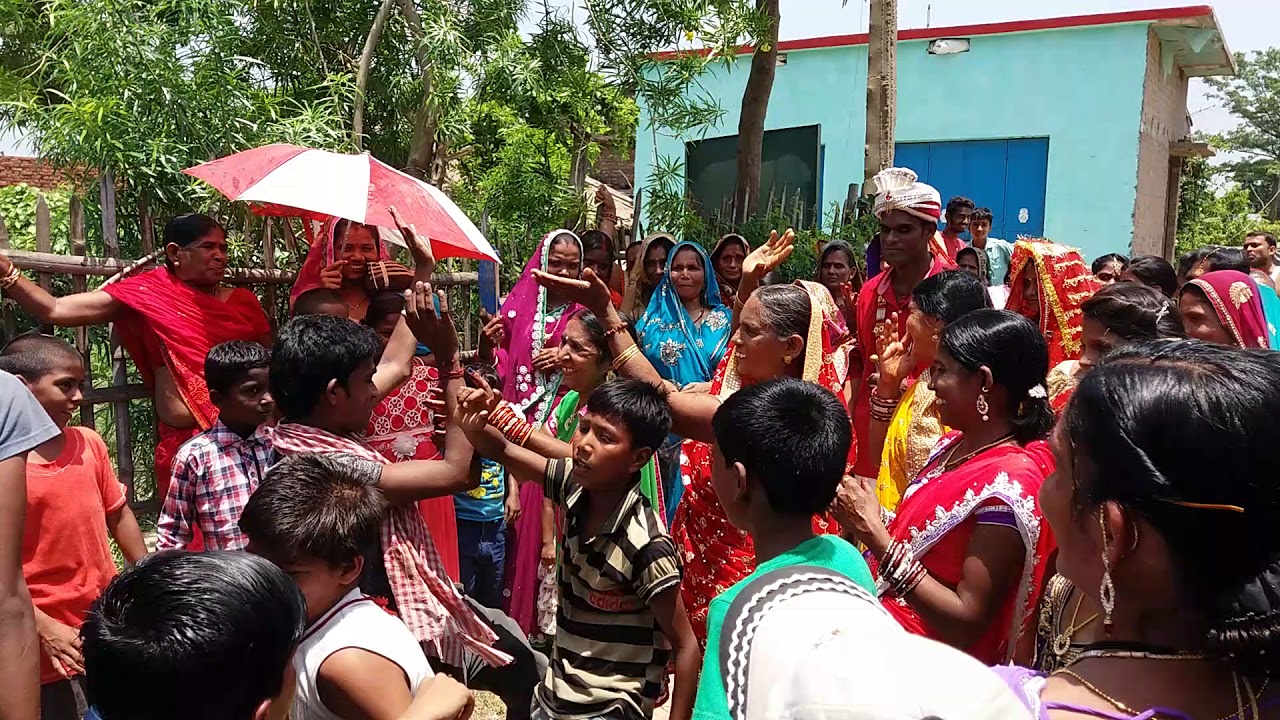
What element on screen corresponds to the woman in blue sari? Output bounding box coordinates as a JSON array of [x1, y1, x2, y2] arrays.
[[637, 241, 732, 519]]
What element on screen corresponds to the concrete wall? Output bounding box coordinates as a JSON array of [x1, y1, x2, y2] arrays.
[[1132, 29, 1190, 258], [637, 22, 1154, 261]]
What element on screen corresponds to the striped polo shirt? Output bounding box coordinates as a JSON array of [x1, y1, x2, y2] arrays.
[[535, 458, 682, 720]]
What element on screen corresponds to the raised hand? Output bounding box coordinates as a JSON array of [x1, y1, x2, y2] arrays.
[[403, 282, 458, 359], [742, 229, 795, 279], [532, 347, 560, 374], [873, 313, 914, 396], [840, 281, 858, 333], [459, 368, 502, 416], [390, 205, 435, 281], [319, 261, 346, 290], [478, 309, 505, 350], [533, 267, 612, 314], [830, 475, 891, 554]]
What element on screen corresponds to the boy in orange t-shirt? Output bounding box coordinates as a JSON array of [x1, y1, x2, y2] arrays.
[[0, 334, 148, 720]]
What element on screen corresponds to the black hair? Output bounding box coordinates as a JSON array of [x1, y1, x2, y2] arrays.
[[270, 314, 382, 419], [945, 196, 975, 217], [971, 207, 994, 224], [645, 235, 675, 260], [571, 309, 638, 362], [754, 284, 811, 340], [1248, 231, 1278, 248], [1177, 247, 1214, 281], [161, 213, 223, 270], [1081, 283, 1185, 341], [239, 453, 387, 566], [938, 309, 1053, 443], [1064, 340, 1280, 673], [583, 378, 672, 453], [580, 229, 614, 257], [1091, 252, 1129, 274], [465, 361, 501, 389], [1205, 247, 1250, 275], [819, 241, 856, 267], [333, 219, 381, 250], [1122, 255, 1178, 297], [913, 270, 991, 324], [712, 377, 850, 516], [82, 550, 306, 720], [549, 231, 582, 253], [204, 341, 270, 396], [293, 287, 347, 317], [0, 333, 81, 380], [361, 290, 405, 328], [759, 270, 785, 286]]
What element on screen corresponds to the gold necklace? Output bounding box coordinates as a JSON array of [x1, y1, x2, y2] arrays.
[[1056, 667, 1268, 720], [1052, 589, 1098, 657], [938, 433, 1016, 474]]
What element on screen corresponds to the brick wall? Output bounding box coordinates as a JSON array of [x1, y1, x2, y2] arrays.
[[1132, 30, 1189, 258], [590, 143, 635, 193], [0, 156, 71, 191]]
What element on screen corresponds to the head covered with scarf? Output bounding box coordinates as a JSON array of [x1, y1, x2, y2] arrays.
[[1006, 239, 1100, 367], [711, 233, 751, 306], [1181, 270, 1272, 349], [637, 241, 732, 387], [497, 228, 584, 424], [621, 232, 677, 318], [289, 218, 394, 307]]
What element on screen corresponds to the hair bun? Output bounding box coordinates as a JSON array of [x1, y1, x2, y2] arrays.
[[1207, 557, 1280, 671]]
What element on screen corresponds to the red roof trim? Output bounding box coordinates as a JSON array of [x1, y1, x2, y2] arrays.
[[651, 5, 1214, 61]]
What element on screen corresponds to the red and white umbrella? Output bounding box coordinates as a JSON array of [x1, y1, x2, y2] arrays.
[[184, 143, 499, 262]]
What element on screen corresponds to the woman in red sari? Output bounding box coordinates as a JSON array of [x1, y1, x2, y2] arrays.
[[362, 290, 460, 581], [289, 218, 394, 321], [0, 214, 271, 502], [834, 309, 1057, 664], [535, 229, 856, 645]]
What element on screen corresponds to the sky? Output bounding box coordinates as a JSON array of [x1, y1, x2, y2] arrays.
[[0, 0, 1271, 155]]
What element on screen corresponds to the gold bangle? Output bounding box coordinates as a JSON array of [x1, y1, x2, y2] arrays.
[[611, 344, 641, 372], [0, 265, 21, 289]]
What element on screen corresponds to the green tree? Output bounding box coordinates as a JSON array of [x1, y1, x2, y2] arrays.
[[1175, 156, 1280, 257], [1206, 49, 1280, 220]]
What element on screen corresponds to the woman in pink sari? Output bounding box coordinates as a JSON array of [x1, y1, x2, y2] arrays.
[[1177, 269, 1272, 349], [835, 309, 1057, 664], [478, 229, 583, 634]]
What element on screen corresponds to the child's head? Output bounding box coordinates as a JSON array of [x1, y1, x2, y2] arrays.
[[293, 287, 349, 319], [270, 314, 382, 433], [81, 550, 306, 720], [205, 341, 273, 430], [362, 290, 406, 346], [572, 379, 671, 491], [239, 453, 388, 623], [710, 377, 851, 531], [0, 333, 84, 428], [464, 361, 501, 390]]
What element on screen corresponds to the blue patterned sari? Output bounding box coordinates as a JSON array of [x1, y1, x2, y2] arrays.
[[637, 241, 731, 520]]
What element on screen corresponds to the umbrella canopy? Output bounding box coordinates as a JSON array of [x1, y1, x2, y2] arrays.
[[184, 144, 498, 263]]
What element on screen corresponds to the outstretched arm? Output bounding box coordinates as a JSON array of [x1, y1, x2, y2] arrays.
[[0, 455, 37, 720], [373, 207, 437, 399], [0, 254, 119, 325], [532, 269, 721, 443]]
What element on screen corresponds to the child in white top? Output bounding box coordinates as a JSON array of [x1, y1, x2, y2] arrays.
[[240, 453, 432, 720]]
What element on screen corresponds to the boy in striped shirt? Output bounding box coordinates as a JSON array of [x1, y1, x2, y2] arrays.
[[456, 378, 699, 720]]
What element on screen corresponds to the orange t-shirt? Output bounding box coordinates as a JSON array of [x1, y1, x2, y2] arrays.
[[22, 426, 126, 684]]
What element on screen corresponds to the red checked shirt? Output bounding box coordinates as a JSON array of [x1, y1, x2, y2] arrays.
[[156, 422, 273, 552]]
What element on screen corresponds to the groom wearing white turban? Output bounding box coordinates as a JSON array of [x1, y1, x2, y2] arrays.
[[848, 168, 956, 481]]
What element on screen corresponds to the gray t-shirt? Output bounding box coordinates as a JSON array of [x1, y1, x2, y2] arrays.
[[0, 370, 60, 461]]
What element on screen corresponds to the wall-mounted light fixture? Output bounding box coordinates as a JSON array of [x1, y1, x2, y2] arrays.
[[927, 38, 971, 55]]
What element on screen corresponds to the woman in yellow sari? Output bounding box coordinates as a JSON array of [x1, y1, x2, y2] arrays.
[[866, 270, 990, 510]]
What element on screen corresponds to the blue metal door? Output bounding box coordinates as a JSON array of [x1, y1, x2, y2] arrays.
[[892, 138, 1048, 241]]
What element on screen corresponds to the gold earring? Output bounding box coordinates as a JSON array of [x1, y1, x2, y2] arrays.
[[1099, 507, 1116, 636], [783, 355, 793, 364], [976, 390, 990, 422]]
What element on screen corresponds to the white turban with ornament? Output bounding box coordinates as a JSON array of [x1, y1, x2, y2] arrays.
[[871, 167, 942, 223]]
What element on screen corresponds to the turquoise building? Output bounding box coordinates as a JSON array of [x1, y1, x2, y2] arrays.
[[635, 6, 1235, 262]]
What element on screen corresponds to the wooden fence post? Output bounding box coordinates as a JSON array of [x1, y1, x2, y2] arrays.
[[100, 173, 136, 506], [69, 196, 97, 430], [263, 219, 278, 330], [34, 193, 53, 333]]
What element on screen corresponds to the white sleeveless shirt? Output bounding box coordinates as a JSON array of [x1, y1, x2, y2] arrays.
[[292, 587, 433, 720]]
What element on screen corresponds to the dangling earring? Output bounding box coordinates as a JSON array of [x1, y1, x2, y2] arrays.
[[1099, 507, 1116, 636], [976, 390, 990, 422]]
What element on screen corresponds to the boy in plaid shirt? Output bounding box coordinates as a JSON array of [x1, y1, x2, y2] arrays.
[[157, 340, 274, 551]]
